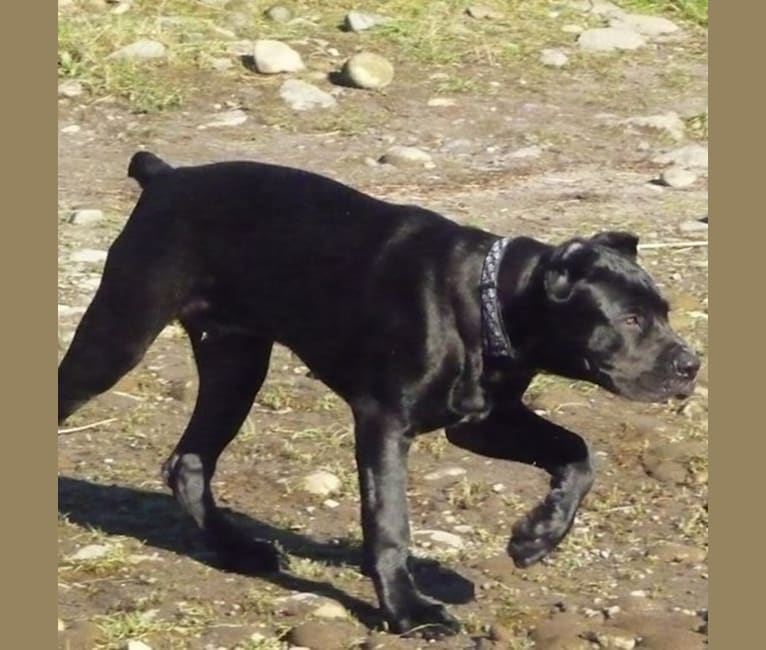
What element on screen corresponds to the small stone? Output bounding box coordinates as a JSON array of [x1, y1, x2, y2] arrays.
[[466, 5, 503, 20], [126, 641, 153, 650], [609, 14, 679, 37], [540, 48, 569, 67], [313, 601, 348, 620], [491, 482, 505, 493], [279, 79, 337, 110], [61, 125, 81, 134], [58, 79, 83, 98], [68, 544, 112, 561], [653, 144, 708, 169], [424, 466, 466, 481], [264, 5, 292, 23], [341, 52, 394, 89], [107, 39, 167, 61], [562, 24, 584, 34], [253, 40, 305, 74], [199, 109, 248, 129], [415, 529, 464, 549], [658, 167, 697, 188], [624, 112, 686, 141], [69, 209, 104, 225], [58, 619, 66, 632], [629, 590, 647, 598], [604, 606, 621, 619], [454, 524, 473, 534], [322, 498, 340, 509], [678, 220, 708, 234], [427, 97, 457, 107], [70, 249, 108, 264], [379, 145, 433, 168], [583, 629, 636, 649], [344, 10, 388, 32], [286, 621, 361, 650], [578, 27, 646, 52], [303, 470, 342, 496]]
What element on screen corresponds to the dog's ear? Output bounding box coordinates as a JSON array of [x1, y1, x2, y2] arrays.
[[544, 239, 598, 302], [590, 231, 639, 260]]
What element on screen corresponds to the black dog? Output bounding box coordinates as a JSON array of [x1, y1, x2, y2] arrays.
[[58, 152, 700, 637]]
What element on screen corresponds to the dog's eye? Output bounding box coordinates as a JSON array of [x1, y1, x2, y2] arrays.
[[622, 315, 641, 328]]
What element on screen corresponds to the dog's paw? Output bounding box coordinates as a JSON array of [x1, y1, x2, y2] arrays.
[[507, 500, 573, 568], [390, 602, 461, 639]]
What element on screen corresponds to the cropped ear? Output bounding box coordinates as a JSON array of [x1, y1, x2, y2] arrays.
[[544, 239, 598, 302], [590, 231, 639, 260]]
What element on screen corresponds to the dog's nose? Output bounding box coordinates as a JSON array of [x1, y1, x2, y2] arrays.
[[673, 348, 701, 380]]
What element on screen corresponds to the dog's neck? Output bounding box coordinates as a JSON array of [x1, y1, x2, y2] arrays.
[[481, 237, 552, 364]]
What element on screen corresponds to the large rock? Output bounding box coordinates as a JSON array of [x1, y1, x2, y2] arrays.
[[578, 27, 646, 52], [279, 79, 337, 110], [253, 40, 305, 74], [341, 52, 394, 89]]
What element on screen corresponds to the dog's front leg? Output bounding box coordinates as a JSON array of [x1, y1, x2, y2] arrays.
[[353, 401, 461, 638], [445, 404, 593, 568]]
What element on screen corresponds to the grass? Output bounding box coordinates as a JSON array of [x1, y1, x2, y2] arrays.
[[622, 0, 708, 26]]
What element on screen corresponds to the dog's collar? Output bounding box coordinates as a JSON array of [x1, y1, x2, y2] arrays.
[[480, 237, 517, 359]]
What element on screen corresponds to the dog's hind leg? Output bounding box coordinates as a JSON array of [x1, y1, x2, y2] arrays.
[[162, 327, 281, 573], [58, 232, 191, 424], [445, 404, 593, 568]]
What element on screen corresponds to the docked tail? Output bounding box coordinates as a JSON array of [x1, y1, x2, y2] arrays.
[[128, 151, 173, 188]]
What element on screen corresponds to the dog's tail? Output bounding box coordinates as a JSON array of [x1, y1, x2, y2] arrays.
[[128, 151, 174, 188]]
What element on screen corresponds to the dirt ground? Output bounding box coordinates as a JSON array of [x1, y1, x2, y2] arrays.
[[58, 2, 708, 648]]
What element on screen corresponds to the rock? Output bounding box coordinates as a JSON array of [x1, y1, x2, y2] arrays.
[[379, 145, 433, 167], [648, 542, 707, 564], [58, 79, 83, 98], [68, 544, 111, 561], [279, 79, 337, 110], [578, 27, 646, 52], [540, 48, 569, 67], [312, 601, 348, 620], [302, 470, 341, 496], [58, 619, 66, 632], [226, 39, 255, 56], [285, 621, 361, 650], [199, 109, 248, 128], [657, 167, 697, 188], [583, 628, 637, 649], [61, 124, 81, 134], [253, 40, 305, 74], [69, 209, 104, 225], [322, 498, 340, 509], [264, 5, 292, 23], [111, 1, 131, 15], [624, 112, 686, 141], [70, 249, 108, 264], [427, 97, 457, 107], [609, 14, 679, 37], [423, 466, 466, 481], [126, 641, 153, 650], [678, 220, 708, 234], [653, 144, 708, 169], [466, 5, 503, 20], [107, 39, 167, 61], [341, 52, 394, 89], [414, 529, 464, 549], [344, 10, 388, 32], [562, 24, 584, 34]]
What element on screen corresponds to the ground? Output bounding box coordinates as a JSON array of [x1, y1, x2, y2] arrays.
[[58, 1, 708, 648]]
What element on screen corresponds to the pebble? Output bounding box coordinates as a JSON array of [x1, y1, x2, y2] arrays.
[[126, 641, 153, 650], [312, 601, 348, 620], [658, 167, 697, 188], [341, 52, 394, 89], [69, 209, 104, 225], [279, 79, 337, 110], [199, 109, 248, 129], [415, 529, 464, 549], [253, 40, 305, 74], [624, 112, 686, 141], [578, 27, 646, 52], [322, 498, 340, 509], [264, 5, 292, 23], [379, 145, 433, 167], [70, 249, 108, 264], [540, 48, 569, 67], [107, 39, 167, 61], [427, 97, 458, 107], [583, 629, 636, 649], [653, 144, 708, 169], [678, 220, 708, 234], [61, 125, 81, 134], [562, 24, 584, 34], [344, 10, 388, 32], [609, 14, 679, 37], [68, 544, 111, 561], [302, 470, 342, 496], [285, 621, 361, 650], [423, 466, 466, 481], [58, 79, 83, 98], [58, 619, 66, 632]]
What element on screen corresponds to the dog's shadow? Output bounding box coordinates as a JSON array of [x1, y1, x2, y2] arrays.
[[58, 477, 474, 628]]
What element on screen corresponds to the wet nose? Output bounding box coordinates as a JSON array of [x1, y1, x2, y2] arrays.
[[673, 348, 701, 380]]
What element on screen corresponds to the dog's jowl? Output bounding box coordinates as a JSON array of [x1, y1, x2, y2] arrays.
[[58, 152, 700, 637]]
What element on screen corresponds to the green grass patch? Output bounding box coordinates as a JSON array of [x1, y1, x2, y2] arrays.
[[621, 0, 708, 27]]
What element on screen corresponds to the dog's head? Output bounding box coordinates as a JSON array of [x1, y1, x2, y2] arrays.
[[531, 231, 700, 402]]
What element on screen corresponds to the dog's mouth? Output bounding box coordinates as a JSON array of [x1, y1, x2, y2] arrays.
[[594, 368, 696, 404]]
